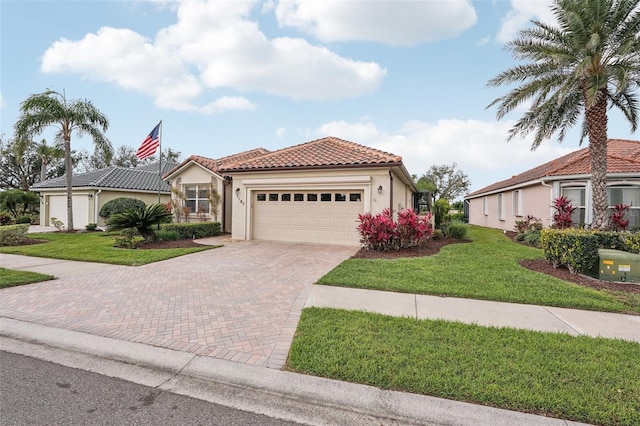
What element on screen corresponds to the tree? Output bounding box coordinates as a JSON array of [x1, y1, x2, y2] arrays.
[[35, 139, 64, 183], [487, 0, 640, 229], [14, 89, 111, 230], [416, 163, 471, 203]]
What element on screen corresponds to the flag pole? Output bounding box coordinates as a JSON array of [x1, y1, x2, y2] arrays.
[[158, 120, 163, 205]]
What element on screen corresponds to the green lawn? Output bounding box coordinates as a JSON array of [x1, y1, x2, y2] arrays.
[[0, 232, 216, 266], [0, 268, 54, 288], [288, 308, 640, 426], [319, 226, 639, 314]]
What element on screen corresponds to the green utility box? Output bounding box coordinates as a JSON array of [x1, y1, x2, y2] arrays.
[[599, 249, 640, 283]]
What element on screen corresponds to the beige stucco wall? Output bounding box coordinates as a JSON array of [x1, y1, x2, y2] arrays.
[[467, 183, 553, 232], [227, 167, 414, 242], [38, 189, 169, 228], [166, 162, 226, 226]]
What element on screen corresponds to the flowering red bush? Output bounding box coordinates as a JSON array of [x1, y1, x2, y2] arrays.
[[357, 208, 432, 250], [552, 196, 577, 229]]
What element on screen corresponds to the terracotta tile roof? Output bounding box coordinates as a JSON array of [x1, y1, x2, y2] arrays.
[[163, 148, 270, 179], [467, 139, 640, 197], [218, 136, 403, 172]]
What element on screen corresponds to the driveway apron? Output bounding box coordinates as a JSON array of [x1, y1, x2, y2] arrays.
[[0, 241, 357, 368]]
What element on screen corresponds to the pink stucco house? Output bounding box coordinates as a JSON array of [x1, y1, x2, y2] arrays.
[[465, 139, 640, 231]]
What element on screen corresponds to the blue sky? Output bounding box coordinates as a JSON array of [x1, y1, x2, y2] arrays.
[[1, 0, 637, 192]]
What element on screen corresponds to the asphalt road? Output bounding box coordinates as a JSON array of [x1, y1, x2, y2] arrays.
[[0, 351, 298, 426]]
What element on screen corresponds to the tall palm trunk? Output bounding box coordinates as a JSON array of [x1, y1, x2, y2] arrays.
[[64, 134, 74, 231], [585, 90, 608, 230]]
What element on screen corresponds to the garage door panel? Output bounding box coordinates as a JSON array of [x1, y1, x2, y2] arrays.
[[49, 195, 89, 229], [253, 190, 362, 245]]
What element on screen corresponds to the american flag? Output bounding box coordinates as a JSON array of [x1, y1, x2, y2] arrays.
[[136, 122, 161, 160]]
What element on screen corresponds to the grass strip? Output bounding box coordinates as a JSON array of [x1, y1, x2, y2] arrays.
[[288, 308, 640, 426], [319, 226, 638, 313], [0, 268, 54, 288], [0, 232, 216, 266]]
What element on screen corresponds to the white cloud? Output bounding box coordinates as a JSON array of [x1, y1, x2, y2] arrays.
[[316, 118, 574, 192], [275, 0, 477, 46], [40, 1, 386, 110], [0, 92, 4, 109], [199, 96, 256, 114], [276, 127, 287, 137], [497, 0, 555, 43]]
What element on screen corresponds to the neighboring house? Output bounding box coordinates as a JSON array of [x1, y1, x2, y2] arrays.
[[164, 136, 416, 245], [31, 162, 178, 229], [465, 139, 640, 232]]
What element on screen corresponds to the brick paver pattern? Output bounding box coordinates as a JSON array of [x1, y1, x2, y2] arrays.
[[0, 241, 357, 369]]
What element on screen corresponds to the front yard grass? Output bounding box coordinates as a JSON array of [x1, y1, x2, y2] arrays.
[[319, 226, 639, 314], [0, 268, 54, 288], [0, 232, 215, 266], [288, 308, 640, 426]]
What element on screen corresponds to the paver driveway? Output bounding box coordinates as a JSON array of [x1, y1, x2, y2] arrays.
[[0, 240, 357, 368]]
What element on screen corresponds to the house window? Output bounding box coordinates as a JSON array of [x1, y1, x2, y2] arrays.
[[256, 193, 266, 201], [350, 193, 362, 202], [483, 196, 488, 216], [561, 186, 586, 226], [608, 185, 640, 229], [281, 193, 291, 201], [268, 193, 278, 201], [307, 193, 318, 201], [294, 193, 304, 201], [497, 194, 504, 221], [512, 190, 522, 216], [321, 193, 332, 202], [185, 185, 210, 215], [335, 193, 346, 202]]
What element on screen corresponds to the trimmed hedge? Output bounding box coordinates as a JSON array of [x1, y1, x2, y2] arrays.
[[0, 224, 30, 246], [541, 229, 599, 274], [160, 222, 221, 240]]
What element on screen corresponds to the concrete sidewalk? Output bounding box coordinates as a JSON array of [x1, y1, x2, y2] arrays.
[[306, 285, 640, 342]]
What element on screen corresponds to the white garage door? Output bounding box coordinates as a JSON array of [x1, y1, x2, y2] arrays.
[[49, 195, 90, 229], [252, 190, 364, 245]]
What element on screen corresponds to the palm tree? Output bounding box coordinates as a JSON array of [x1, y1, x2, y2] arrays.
[[487, 0, 639, 229], [14, 89, 111, 230], [35, 139, 64, 183]]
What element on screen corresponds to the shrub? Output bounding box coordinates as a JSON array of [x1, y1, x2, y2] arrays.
[[0, 211, 12, 226], [107, 203, 173, 241], [514, 215, 542, 234], [433, 199, 450, 229], [0, 224, 29, 246], [357, 208, 432, 250], [623, 233, 640, 254], [113, 228, 141, 249], [160, 221, 222, 240], [446, 221, 468, 240], [551, 196, 576, 229], [15, 216, 32, 224], [99, 198, 146, 221], [610, 204, 630, 231], [50, 217, 64, 231], [541, 229, 599, 274], [431, 229, 444, 240], [85, 223, 98, 231], [156, 230, 178, 241], [594, 231, 626, 251], [523, 231, 541, 247]]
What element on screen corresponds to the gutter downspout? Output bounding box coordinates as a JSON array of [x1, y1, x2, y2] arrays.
[[389, 168, 394, 214], [94, 189, 102, 225]]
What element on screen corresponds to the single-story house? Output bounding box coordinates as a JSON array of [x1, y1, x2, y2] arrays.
[[31, 161, 178, 229], [163, 136, 416, 245], [464, 139, 640, 232]]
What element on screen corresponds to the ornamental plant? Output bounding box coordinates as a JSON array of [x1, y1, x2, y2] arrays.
[[551, 196, 576, 229], [610, 204, 630, 231], [357, 208, 432, 251]]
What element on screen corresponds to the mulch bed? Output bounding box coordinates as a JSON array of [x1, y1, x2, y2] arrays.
[[351, 238, 470, 259]]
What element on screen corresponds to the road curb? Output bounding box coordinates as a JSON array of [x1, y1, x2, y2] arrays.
[[0, 317, 589, 426]]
